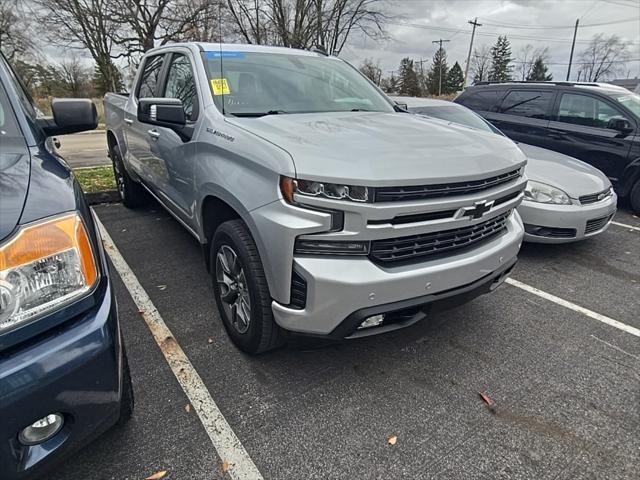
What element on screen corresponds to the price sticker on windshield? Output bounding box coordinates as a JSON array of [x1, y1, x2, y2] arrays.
[[210, 78, 230, 96]]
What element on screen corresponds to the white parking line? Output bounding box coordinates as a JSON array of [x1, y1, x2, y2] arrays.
[[506, 278, 640, 338], [611, 221, 640, 232], [94, 213, 263, 480]]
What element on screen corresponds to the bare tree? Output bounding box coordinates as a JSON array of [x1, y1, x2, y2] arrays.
[[470, 44, 491, 83], [32, 0, 123, 91], [515, 44, 549, 81], [226, 0, 389, 54], [0, 0, 34, 60], [59, 55, 92, 96], [106, 0, 223, 62], [359, 57, 382, 85], [577, 34, 631, 82]]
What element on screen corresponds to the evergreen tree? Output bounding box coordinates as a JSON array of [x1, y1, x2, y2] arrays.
[[445, 61, 464, 93], [427, 48, 449, 95], [488, 35, 513, 82], [397, 57, 421, 96], [92, 63, 123, 96], [527, 56, 553, 81]]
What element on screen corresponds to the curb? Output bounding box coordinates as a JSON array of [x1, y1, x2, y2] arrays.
[[86, 190, 120, 205]]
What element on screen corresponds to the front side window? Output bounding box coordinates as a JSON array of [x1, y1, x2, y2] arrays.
[[606, 92, 640, 119], [458, 90, 501, 112], [557, 93, 629, 128], [137, 54, 165, 99], [201, 51, 394, 116], [499, 90, 553, 119], [163, 54, 198, 120]]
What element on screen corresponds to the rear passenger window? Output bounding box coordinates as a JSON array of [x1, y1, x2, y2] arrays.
[[499, 90, 553, 119], [458, 90, 500, 111], [557, 93, 629, 129], [137, 55, 165, 99]]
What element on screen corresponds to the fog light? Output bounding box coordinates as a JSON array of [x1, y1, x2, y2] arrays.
[[19, 413, 64, 445], [358, 314, 385, 330]]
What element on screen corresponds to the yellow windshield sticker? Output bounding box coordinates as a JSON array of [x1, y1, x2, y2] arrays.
[[210, 78, 230, 96]]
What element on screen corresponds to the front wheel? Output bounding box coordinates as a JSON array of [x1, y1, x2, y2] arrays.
[[210, 220, 283, 354], [630, 179, 640, 215]]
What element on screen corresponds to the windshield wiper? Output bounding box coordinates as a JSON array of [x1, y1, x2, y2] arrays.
[[229, 110, 288, 117]]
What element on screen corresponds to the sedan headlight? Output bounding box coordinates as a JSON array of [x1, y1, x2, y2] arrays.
[[280, 176, 369, 203], [0, 213, 99, 332], [524, 181, 571, 205]]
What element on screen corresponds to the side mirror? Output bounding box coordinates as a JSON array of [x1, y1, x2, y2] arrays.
[[394, 101, 409, 111], [607, 117, 634, 133], [138, 98, 186, 128], [38, 99, 98, 136]]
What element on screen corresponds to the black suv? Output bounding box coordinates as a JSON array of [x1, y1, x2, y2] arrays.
[[455, 81, 640, 213]]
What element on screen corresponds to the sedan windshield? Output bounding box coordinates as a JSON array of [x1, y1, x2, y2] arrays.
[[607, 92, 640, 119], [202, 50, 394, 116], [410, 104, 502, 135]]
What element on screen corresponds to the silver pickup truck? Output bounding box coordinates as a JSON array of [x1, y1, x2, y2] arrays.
[[105, 43, 527, 354]]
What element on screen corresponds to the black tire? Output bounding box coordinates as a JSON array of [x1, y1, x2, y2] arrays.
[[111, 146, 147, 208], [117, 344, 134, 425], [211, 220, 284, 354], [630, 179, 640, 215]]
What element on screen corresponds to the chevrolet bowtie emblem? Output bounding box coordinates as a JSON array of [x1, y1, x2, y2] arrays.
[[458, 200, 494, 220]]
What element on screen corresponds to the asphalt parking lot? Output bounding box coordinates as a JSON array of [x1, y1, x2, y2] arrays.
[[48, 200, 639, 480]]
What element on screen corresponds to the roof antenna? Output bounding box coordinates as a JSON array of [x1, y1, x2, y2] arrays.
[[218, 3, 225, 115]]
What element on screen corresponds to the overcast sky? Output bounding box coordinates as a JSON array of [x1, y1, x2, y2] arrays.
[[339, 0, 640, 81]]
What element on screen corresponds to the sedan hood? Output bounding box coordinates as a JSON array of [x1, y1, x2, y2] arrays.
[[0, 136, 30, 242], [228, 112, 526, 186], [518, 143, 611, 198]]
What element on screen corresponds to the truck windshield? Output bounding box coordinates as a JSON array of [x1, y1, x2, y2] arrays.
[[607, 92, 640, 119], [201, 50, 394, 116]]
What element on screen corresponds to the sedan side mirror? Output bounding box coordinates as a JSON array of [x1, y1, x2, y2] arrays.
[[607, 117, 634, 134], [38, 99, 98, 136], [394, 101, 409, 111]]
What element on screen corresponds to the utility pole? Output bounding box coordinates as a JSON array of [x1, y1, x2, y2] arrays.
[[432, 39, 450, 96], [566, 19, 579, 81], [464, 18, 482, 87]]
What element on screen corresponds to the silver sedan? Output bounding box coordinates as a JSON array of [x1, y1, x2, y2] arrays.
[[393, 96, 617, 243]]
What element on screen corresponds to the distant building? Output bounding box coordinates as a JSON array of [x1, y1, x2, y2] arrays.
[[609, 78, 640, 93]]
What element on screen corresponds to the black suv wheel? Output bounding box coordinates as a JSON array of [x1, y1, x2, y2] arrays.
[[630, 179, 640, 215]]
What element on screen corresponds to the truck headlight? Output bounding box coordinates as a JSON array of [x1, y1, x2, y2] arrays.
[[524, 181, 571, 205], [280, 176, 369, 203], [0, 213, 99, 332]]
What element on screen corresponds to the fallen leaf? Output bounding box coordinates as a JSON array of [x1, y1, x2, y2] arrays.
[[121, 228, 127, 232], [221, 461, 231, 473], [138, 309, 145, 314], [157, 284, 167, 290], [387, 435, 397, 445], [184, 404, 191, 413], [145, 471, 167, 480], [479, 391, 497, 413], [207, 337, 214, 344]]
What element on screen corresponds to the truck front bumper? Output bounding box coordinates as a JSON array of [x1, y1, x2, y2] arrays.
[[0, 278, 124, 480], [272, 211, 523, 336]]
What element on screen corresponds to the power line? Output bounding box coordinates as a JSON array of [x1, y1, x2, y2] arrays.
[[480, 17, 638, 30]]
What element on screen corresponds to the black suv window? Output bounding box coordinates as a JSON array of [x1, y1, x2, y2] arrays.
[[137, 54, 165, 98], [499, 90, 553, 119], [458, 90, 500, 111], [0, 81, 21, 138], [163, 53, 198, 120], [557, 93, 629, 129]]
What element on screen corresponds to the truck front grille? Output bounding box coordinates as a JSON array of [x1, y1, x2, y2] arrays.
[[374, 169, 521, 202], [369, 211, 511, 264]]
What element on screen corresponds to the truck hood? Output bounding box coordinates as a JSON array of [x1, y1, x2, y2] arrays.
[[228, 112, 526, 186], [518, 143, 611, 198], [0, 136, 30, 242]]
